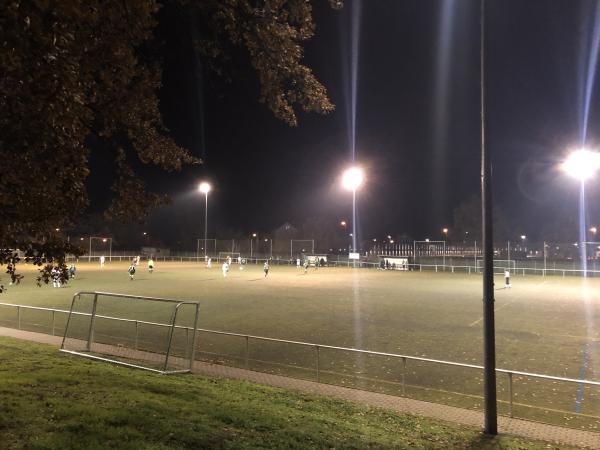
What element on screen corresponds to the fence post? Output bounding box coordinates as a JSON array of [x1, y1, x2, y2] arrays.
[[245, 335, 249, 369], [51, 310, 55, 336], [17, 306, 21, 330], [508, 372, 514, 418], [315, 345, 320, 383], [402, 357, 407, 395], [134, 321, 139, 350], [86, 293, 99, 352]]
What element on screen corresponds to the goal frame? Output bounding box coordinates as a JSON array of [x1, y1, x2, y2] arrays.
[[60, 291, 200, 375], [290, 239, 315, 258]]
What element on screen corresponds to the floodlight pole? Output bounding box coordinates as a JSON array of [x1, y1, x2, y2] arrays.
[[204, 193, 208, 259], [480, 0, 498, 435]]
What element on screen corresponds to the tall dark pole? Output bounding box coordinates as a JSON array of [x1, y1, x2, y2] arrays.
[[204, 193, 208, 258], [480, 0, 498, 435]]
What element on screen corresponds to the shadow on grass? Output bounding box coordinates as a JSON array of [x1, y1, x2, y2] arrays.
[[465, 433, 515, 449]]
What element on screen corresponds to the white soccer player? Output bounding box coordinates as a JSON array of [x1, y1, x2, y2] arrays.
[[504, 269, 511, 288], [227, 255, 232, 266], [237, 255, 242, 265], [51, 266, 61, 288], [207, 257, 212, 269], [128, 262, 136, 280], [239, 258, 245, 270], [222, 261, 229, 277], [263, 261, 269, 277], [296, 258, 301, 269], [135, 255, 140, 266], [100, 255, 105, 268]]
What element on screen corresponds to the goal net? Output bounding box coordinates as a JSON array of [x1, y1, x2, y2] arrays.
[[291, 239, 315, 258], [60, 291, 199, 374], [475, 258, 516, 274]]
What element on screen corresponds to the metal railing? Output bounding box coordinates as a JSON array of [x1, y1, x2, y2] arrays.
[[1, 301, 599, 422]]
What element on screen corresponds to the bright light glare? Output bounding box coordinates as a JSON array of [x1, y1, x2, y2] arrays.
[[563, 149, 600, 181], [442, 227, 449, 234], [590, 227, 597, 234], [199, 182, 211, 194], [341, 167, 364, 191], [521, 235, 526, 240]]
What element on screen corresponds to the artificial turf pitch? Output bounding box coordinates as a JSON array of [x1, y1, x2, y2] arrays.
[[0, 261, 598, 429]]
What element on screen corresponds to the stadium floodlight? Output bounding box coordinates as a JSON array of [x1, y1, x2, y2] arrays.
[[199, 182, 211, 194], [341, 166, 364, 191], [341, 166, 364, 254], [562, 149, 600, 181], [198, 182, 211, 258]]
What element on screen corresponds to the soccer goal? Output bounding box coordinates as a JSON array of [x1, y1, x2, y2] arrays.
[[197, 238, 217, 258], [218, 252, 241, 262], [60, 291, 199, 374], [87, 236, 112, 261], [290, 239, 315, 258], [475, 258, 516, 274]]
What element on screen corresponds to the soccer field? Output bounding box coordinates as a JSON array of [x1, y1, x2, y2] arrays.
[[1, 261, 599, 429]]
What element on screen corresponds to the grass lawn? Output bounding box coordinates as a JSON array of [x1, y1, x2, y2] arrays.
[[0, 337, 579, 450], [0, 261, 599, 429]]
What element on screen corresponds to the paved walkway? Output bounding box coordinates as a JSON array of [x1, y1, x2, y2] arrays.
[[0, 326, 598, 449]]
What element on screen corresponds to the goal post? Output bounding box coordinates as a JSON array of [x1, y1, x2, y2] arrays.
[[475, 258, 516, 273], [290, 239, 315, 258], [60, 291, 200, 374]]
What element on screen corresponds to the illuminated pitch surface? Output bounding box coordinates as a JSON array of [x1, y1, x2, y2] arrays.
[[1, 262, 598, 428]]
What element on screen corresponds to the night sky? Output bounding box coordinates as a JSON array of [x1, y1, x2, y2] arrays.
[[141, 0, 600, 245]]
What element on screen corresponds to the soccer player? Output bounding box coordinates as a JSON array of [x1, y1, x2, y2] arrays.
[[227, 255, 232, 266], [263, 261, 269, 277], [504, 269, 511, 288], [51, 266, 61, 288], [68, 263, 76, 279], [296, 258, 301, 269], [135, 255, 140, 266], [100, 255, 105, 268], [303, 258, 309, 274], [222, 261, 229, 277], [128, 262, 136, 280], [240, 258, 245, 270], [148, 257, 154, 273]]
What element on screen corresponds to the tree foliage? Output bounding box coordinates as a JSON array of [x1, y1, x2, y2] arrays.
[[0, 0, 338, 289]]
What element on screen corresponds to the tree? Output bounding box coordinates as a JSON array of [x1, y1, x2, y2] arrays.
[[0, 0, 339, 290]]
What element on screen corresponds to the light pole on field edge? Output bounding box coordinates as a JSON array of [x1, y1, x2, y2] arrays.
[[199, 182, 211, 259]]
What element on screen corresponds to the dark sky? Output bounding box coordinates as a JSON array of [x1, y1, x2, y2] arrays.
[[144, 0, 600, 245]]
